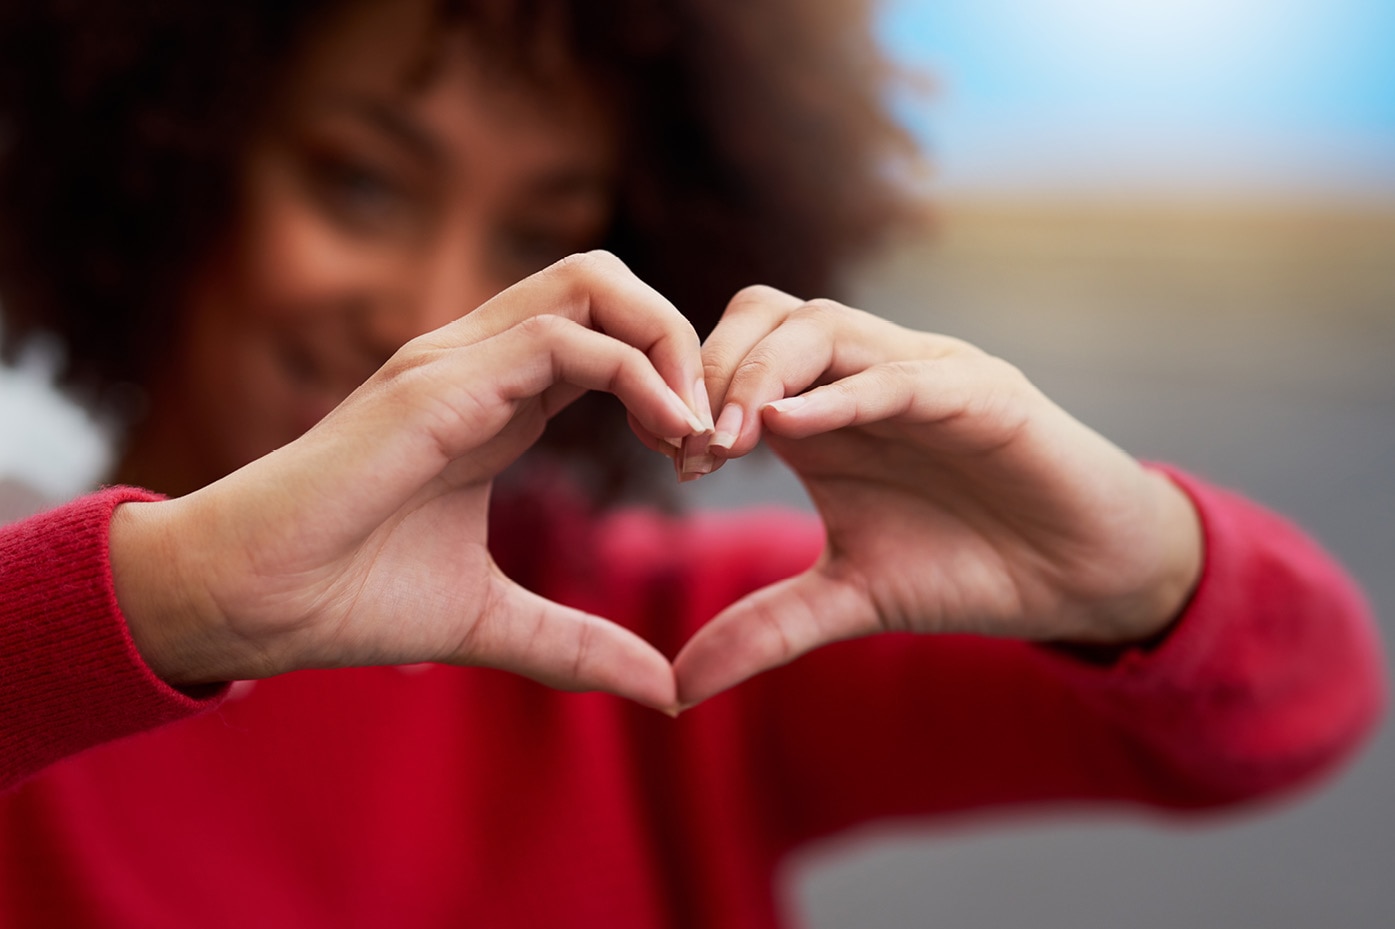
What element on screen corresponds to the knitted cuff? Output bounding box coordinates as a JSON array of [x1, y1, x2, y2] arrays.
[[1, 487, 227, 790]]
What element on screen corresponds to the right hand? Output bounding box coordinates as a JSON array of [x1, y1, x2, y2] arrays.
[[109, 252, 710, 712]]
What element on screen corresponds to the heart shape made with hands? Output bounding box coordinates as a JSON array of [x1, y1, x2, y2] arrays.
[[199, 265, 1186, 720], [120, 263, 1187, 718], [481, 419, 838, 716], [481, 376, 1194, 717], [143, 269, 907, 718], [398, 266, 1001, 714], [484, 390, 911, 717]]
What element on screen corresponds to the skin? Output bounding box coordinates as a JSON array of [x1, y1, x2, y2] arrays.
[[107, 0, 1203, 714]]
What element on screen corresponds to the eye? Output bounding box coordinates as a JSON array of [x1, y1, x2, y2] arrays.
[[305, 152, 410, 232]]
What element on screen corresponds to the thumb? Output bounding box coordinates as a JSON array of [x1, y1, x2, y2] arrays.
[[450, 578, 678, 713], [672, 567, 880, 707]]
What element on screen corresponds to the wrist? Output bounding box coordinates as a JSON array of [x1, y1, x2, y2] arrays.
[[1055, 468, 1203, 653], [1109, 468, 1205, 645], [109, 498, 230, 688]]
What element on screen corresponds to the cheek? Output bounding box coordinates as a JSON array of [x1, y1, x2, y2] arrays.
[[236, 198, 379, 317], [169, 202, 387, 460]]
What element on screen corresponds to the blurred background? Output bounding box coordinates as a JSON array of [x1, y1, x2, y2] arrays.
[[3, 0, 1393, 925], [694, 0, 1395, 926]]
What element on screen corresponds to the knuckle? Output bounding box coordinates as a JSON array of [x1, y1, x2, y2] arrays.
[[600, 363, 640, 398], [609, 340, 646, 372], [550, 248, 625, 280], [662, 313, 702, 351], [373, 341, 440, 391], [569, 617, 597, 684], [988, 354, 1028, 385], [870, 362, 910, 406], [881, 359, 922, 383], [794, 297, 855, 324], [581, 247, 625, 269], [730, 349, 780, 386], [550, 251, 596, 276], [968, 351, 1030, 393], [826, 376, 868, 416], [515, 313, 571, 342], [727, 283, 785, 311], [701, 357, 729, 382]]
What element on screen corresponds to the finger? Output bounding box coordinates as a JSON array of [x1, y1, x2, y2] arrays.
[[625, 410, 679, 460], [700, 285, 804, 456], [453, 577, 678, 712], [672, 566, 880, 707], [707, 296, 902, 458], [711, 308, 837, 456], [702, 284, 805, 400], [621, 412, 736, 486], [285, 317, 705, 537], [759, 363, 919, 439], [461, 315, 707, 447], [760, 352, 1026, 447], [429, 251, 711, 428]]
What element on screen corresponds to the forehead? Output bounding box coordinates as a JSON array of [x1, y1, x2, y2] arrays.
[[291, 0, 439, 97], [282, 0, 615, 164]]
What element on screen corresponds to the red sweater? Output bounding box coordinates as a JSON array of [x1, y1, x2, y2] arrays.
[[0, 470, 1384, 928]]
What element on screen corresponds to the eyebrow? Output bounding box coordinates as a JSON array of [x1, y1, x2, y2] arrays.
[[525, 168, 613, 201], [316, 93, 615, 199], [319, 95, 443, 166]]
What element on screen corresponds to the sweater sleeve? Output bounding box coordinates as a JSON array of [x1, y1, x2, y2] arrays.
[[1028, 466, 1386, 802], [0, 487, 226, 790], [630, 466, 1385, 855]]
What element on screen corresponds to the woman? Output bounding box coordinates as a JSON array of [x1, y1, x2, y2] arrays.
[[0, 1, 1383, 926]]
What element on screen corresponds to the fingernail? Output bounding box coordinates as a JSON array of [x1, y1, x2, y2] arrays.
[[679, 432, 716, 476], [668, 386, 707, 435], [692, 377, 715, 432], [765, 395, 807, 415], [708, 403, 743, 452]]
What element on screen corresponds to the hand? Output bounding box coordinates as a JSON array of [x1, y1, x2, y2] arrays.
[[110, 252, 711, 712], [672, 286, 1203, 705]]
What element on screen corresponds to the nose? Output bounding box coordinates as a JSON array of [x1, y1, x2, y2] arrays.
[[361, 226, 509, 361]]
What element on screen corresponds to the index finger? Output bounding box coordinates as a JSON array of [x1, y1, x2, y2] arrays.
[[701, 285, 805, 401], [423, 250, 712, 428], [698, 285, 804, 457]]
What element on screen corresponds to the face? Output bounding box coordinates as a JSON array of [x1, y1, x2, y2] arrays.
[[137, 0, 617, 489]]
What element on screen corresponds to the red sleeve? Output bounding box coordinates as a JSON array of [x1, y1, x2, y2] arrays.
[[0, 487, 226, 790], [1030, 466, 1386, 803], [611, 467, 1385, 856]]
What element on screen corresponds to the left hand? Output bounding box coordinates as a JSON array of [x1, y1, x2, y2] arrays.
[[672, 286, 1203, 706]]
